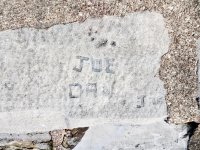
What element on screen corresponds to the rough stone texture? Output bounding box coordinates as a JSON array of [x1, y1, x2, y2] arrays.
[[73, 121, 189, 150], [188, 39, 200, 150], [0, 0, 199, 124], [188, 124, 200, 150], [50, 127, 88, 150], [0, 12, 169, 133], [0, 127, 88, 150], [0, 132, 52, 149], [0, 123, 189, 150]]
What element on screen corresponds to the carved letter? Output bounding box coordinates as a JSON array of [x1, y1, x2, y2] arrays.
[[91, 58, 102, 72], [86, 83, 97, 98], [136, 95, 145, 108], [69, 83, 82, 98], [73, 56, 89, 72], [105, 58, 115, 73]]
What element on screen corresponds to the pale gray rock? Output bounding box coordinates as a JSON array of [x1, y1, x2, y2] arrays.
[[0, 132, 51, 143], [0, 12, 169, 133], [74, 121, 189, 150]]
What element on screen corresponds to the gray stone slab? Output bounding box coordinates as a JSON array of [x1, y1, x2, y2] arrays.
[[74, 121, 189, 150], [0, 12, 169, 133]]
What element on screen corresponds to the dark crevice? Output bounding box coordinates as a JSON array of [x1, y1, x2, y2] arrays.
[[187, 122, 199, 150]]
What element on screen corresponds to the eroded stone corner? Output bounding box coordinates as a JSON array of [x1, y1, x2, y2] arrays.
[[50, 127, 89, 150]]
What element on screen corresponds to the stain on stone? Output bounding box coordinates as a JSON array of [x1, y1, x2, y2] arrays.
[[96, 39, 108, 48], [120, 100, 126, 106], [196, 97, 199, 109], [88, 32, 92, 36], [135, 144, 140, 148], [91, 37, 95, 41], [0, 9, 2, 16], [111, 41, 116, 47], [5, 82, 14, 90]]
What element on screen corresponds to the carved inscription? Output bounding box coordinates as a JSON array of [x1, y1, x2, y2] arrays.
[[0, 12, 169, 126], [69, 56, 146, 107], [73, 56, 115, 73], [70, 56, 115, 98], [69, 83, 82, 98], [73, 56, 89, 72]]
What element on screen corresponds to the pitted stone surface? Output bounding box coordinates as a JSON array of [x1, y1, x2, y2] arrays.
[[0, 12, 169, 133], [73, 121, 189, 150]]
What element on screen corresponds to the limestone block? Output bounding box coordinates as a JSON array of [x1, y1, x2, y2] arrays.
[[0, 12, 169, 133], [74, 121, 189, 150]]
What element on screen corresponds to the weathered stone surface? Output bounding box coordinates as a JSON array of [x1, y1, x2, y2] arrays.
[[188, 38, 200, 150], [74, 121, 189, 150], [50, 127, 88, 149], [0, 12, 169, 133], [0, 132, 52, 149], [0, 121, 189, 150], [0, 127, 88, 150], [0, 123, 189, 150], [0, 0, 199, 124]]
